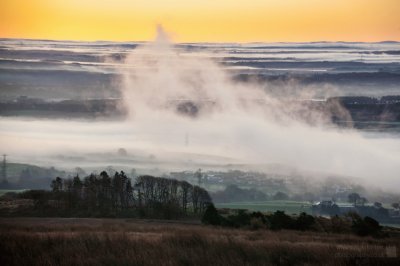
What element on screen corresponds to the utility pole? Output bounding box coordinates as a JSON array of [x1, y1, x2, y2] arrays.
[[185, 132, 189, 147], [2, 154, 7, 183], [195, 168, 202, 186]]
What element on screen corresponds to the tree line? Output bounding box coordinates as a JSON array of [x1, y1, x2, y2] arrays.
[[202, 205, 384, 237], [43, 171, 212, 218]]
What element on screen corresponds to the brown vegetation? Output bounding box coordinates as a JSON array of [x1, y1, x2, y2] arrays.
[[1, 218, 399, 265]]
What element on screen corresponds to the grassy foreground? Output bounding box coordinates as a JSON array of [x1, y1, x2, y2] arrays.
[[1, 218, 400, 265]]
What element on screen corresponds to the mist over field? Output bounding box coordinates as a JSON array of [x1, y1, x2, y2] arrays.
[[0, 28, 400, 191]]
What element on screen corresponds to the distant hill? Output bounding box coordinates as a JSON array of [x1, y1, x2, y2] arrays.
[[1, 163, 67, 189]]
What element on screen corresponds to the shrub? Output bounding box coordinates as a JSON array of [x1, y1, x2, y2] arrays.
[[228, 210, 252, 227], [268, 211, 295, 230], [202, 204, 223, 225], [351, 215, 382, 237], [249, 217, 265, 230], [294, 212, 315, 231], [19, 190, 52, 209]]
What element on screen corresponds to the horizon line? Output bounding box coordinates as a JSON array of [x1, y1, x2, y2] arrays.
[[0, 37, 399, 45]]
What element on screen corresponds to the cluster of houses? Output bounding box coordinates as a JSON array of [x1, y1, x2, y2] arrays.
[[312, 200, 400, 224]]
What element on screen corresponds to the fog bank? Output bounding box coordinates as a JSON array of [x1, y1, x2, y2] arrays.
[[1, 27, 400, 191]]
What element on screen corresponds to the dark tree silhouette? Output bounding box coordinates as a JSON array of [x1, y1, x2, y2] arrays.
[[348, 193, 361, 205], [51, 177, 63, 192], [48, 172, 212, 218]]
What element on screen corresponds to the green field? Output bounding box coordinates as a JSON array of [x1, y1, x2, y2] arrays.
[[0, 189, 26, 196], [215, 200, 312, 214]]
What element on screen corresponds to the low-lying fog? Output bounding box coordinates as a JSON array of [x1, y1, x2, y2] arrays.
[[1, 27, 399, 191]]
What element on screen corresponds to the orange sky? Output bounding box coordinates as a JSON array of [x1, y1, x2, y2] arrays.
[[1, 0, 399, 42]]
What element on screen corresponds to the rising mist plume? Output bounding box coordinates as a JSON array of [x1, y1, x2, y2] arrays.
[[1, 26, 399, 191]]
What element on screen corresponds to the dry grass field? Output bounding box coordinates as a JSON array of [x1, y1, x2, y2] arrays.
[[1, 217, 399, 266]]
